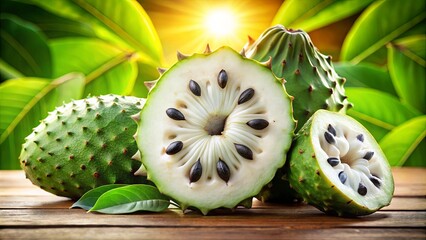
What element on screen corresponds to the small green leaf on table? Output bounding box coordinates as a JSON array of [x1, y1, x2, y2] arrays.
[[71, 184, 128, 210], [89, 184, 170, 214]]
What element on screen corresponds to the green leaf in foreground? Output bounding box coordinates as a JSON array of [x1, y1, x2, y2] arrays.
[[71, 184, 127, 210], [89, 185, 170, 214], [388, 35, 426, 113], [0, 73, 85, 169], [346, 88, 421, 141], [380, 116, 426, 167]]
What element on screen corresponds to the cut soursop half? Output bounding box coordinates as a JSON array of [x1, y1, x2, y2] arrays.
[[135, 46, 295, 214], [19, 95, 147, 199], [243, 25, 351, 131], [287, 110, 394, 216]]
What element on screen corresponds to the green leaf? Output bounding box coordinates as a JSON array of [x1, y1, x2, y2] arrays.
[[71, 184, 127, 210], [0, 1, 96, 39], [50, 38, 137, 96], [131, 61, 159, 98], [0, 15, 51, 80], [272, 0, 373, 32], [341, 0, 426, 64], [346, 88, 422, 141], [388, 35, 426, 113], [0, 73, 85, 169], [89, 185, 170, 214], [334, 62, 396, 96], [380, 116, 426, 166], [31, 0, 163, 66]]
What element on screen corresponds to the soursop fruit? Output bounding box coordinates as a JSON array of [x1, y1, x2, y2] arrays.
[[287, 110, 394, 216], [243, 25, 351, 131], [19, 95, 147, 199], [134, 46, 295, 215]]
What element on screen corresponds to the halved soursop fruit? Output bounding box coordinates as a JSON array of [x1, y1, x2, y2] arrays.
[[135, 46, 295, 214], [19, 95, 147, 199], [287, 110, 394, 216], [243, 25, 351, 131]]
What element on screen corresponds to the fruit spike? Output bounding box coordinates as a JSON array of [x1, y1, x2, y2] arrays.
[[157, 67, 167, 74], [243, 25, 352, 131], [177, 51, 188, 61], [204, 44, 212, 54], [144, 80, 157, 91]]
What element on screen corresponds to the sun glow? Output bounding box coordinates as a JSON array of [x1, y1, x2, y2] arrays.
[[205, 9, 237, 37], [142, 0, 282, 66]]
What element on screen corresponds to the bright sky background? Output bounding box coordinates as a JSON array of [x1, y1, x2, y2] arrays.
[[140, 0, 283, 66]]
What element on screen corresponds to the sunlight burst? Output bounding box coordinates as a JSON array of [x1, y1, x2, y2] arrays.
[[205, 9, 237, 37]]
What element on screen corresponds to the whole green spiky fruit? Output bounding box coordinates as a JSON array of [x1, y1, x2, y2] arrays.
[[287, 110, 394, 216], [19, 95, 147, 199], [243, 25, 351, 131]]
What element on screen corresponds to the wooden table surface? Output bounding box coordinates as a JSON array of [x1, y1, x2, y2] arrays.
[[1, 168, 425, 239]]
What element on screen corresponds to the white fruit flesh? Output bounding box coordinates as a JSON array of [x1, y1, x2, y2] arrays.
[[136, 47, 294, 213], [311, 110, 393, 210]]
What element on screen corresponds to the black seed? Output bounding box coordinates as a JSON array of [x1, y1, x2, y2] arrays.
[[246, 119, 269, 130], [217, 159, 230, 182], [189, 80, 201, 96], [370, 176, 381, 188], [327, 124, 337, 136], [166, 108, 185, 121], [238, 88, 255, 104], [358, 182, 367, 196], [217, 69, 228, 88], [364, 151, 374, 160], [327, 157, 340, 167], [189, 159, 202, 183], [166, 141, 183, 155], [338, 171, 347, 184], [324, 131, 335, 144], [357, 134, 364, 142], [234, 143, 253, 160]]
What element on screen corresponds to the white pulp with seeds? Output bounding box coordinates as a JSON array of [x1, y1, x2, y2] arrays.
[[135, 47, 295, 214], [288, 110, 394, 216]]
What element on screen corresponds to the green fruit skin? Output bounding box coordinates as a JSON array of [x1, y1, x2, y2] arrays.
[[257, 166, 301, 203], [19, 95, 147, 199], [244, 25, 351, 132], [287, 116, 392, 216]]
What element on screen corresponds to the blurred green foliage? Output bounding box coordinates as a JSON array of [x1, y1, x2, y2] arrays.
[[0, 0, 425, 169]]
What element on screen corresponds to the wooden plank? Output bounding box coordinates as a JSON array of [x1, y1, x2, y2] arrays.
[[1, 227, 425, 240], [1, 208, 424, 228], [0, 196, 72, 209], [0, 196, 424, 212], [382, 197, 426, 211]]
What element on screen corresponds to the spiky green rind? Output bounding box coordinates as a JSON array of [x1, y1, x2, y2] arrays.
[[19, 95, 147, 199], [244, 25, 351, 131], [287, 111, 393, 216]]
